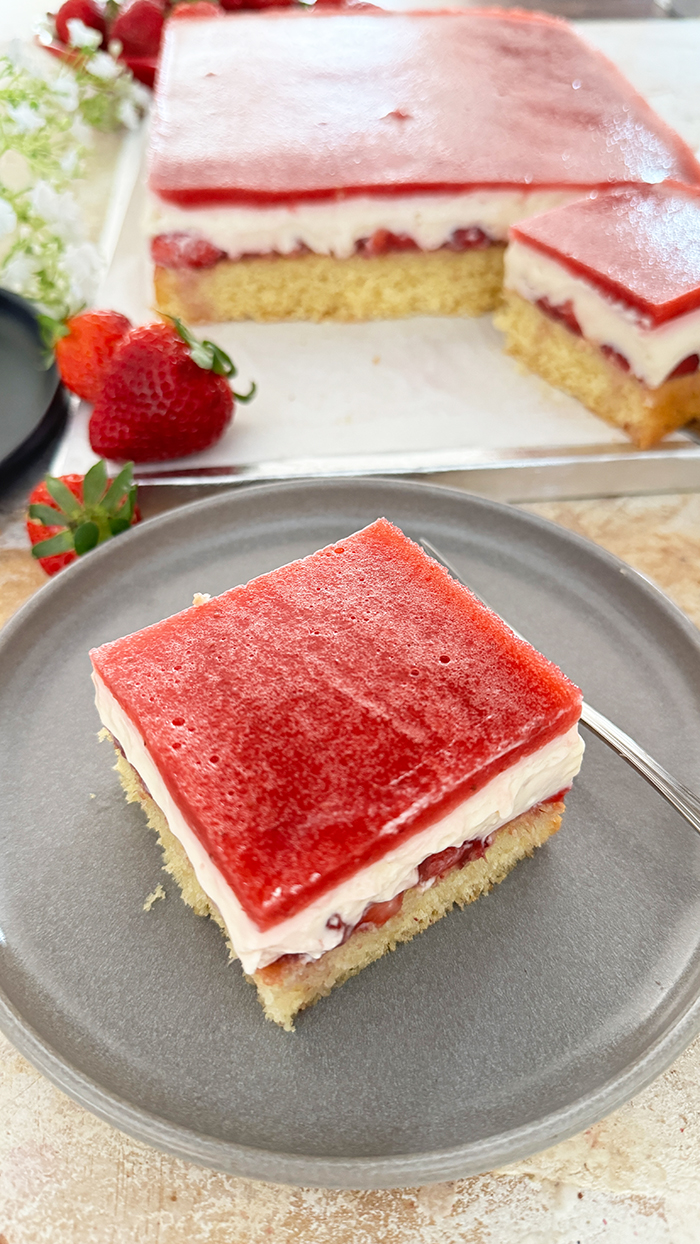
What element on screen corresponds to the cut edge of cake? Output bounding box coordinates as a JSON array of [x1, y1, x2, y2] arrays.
[[110, 736, 563, 1030], [494, 290, 700, 449]]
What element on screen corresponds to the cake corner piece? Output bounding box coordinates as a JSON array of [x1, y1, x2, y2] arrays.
[[495, 184, 700, 448], [92, 519, 583, 1029]]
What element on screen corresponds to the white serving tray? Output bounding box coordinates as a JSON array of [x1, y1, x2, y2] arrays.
[[52, 17, 700, 502]]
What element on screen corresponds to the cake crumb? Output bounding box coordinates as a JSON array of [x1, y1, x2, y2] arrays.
[[192, 592, 211, 607], [89, 793, 96, 799], [143, 883, 166, 911]]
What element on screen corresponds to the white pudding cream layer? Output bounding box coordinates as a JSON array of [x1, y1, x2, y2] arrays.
[[505, 239, 700, 389], [146, 190, 578, 261], [94, 672, 583, 974]]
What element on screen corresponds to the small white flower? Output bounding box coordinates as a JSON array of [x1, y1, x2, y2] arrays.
[[0, 197, 17, 238], [0, 149, 33, 193], [130, 80, 151, 109], [1, 249, 37, 292], [66, 18, 102, 51], [6, 101, 45, 132], [62, 240, 103, 306], [51, 70, 80, 112], [60, 148, 80, 177], [86, 52, 120, 82], [117, 98, 139, 131], [30, 180, 82, 241], [71, 114, 92, 146]]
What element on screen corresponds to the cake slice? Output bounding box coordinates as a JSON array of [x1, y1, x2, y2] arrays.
[[91, 520, 584, 1029], [147, 8, 700, 324], [494, 183, 700, 448]]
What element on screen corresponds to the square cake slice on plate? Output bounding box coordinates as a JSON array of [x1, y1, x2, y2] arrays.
[[147, 8, 700, 323], [495, 183, 700, 447], [91, 519, 584, 1029]]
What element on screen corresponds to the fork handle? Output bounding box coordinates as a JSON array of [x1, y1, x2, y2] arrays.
[[418, 536, 700, 838], [580, 702, 700, 836]]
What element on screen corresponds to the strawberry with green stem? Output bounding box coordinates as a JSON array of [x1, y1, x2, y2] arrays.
[[27, 459, 140, 576], [41, 309, 133, 403], [89, 316, 256, 463]]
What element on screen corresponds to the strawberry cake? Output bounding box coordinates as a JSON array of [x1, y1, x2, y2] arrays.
[[91, 519, 584, 1029], [495, 184, 700, 448], [146, 7, 700, 325]]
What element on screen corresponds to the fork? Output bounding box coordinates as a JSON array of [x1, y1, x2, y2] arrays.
[[419, 537, 700, 837]]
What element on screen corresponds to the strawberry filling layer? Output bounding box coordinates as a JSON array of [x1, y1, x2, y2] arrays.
[[535, 297, 700, 385], [150, 226, 493, 268]]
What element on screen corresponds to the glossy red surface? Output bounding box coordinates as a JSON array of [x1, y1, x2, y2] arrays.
[[148, 10, 700, 207], [513, 184, 700, 325], [91, 520, 581, 929]]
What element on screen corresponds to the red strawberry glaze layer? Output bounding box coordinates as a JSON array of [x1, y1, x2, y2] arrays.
[[148, 11, 700, 209], [512, 184, 700, 327], [91, 520, 581, 930]]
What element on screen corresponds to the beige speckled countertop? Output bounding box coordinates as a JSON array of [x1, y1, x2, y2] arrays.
[[2, 490, 700, 1243]]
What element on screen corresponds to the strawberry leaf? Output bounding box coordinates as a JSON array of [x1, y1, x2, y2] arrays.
[[101, 463, 134, 515], [232, 380, 257, 404], [186, 339, 215, 370], [168, 315, 237, 378], [37, 313, 69, 352], [82, 459, 108, 509], [203, 339, 236, 378], [31, 530, 75, 559], [28, 503, 68, 528], [109, 516, 131, 536], [73, 521, 100, 555], [45, 475, 83, 520]]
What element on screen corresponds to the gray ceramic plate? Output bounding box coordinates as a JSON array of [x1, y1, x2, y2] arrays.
[[2, 478, 700, 1189]]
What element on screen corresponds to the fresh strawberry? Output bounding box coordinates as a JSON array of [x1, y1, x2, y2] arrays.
[[151, 232, 227, 269], [51, 309, 132, 404], [55, 0, 108, 46], [110, 0, 165, 57], [170, 1, 221, 15], [26, 461, 140, 577], [89, 318, 255, 462]]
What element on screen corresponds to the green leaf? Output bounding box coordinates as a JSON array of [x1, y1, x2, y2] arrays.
[[232, 380, 257, 405], [205, 340, 236, 378], [44, 476, 83, 520], [31, 530, 75, 559], [82, 459, 108, 509], [187, 339, 214, 370], [36, 313, 69, 352], [101, 463, 134, 514], [28, 503, 68, 528], [73, 521, 100, 556], [169, 315, 193, 347], [167, 315, 237, 378], [109, 516, 131, 537]]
